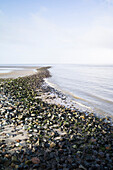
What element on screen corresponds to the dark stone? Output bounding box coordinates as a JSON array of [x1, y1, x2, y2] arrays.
[[44, 142, 50, 148], [33, 164, 39, 168]]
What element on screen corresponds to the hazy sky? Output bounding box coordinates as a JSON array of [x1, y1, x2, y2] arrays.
[[0, 0, 113, 64]]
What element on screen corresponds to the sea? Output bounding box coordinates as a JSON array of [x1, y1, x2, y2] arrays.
[[47, 64, 113, 118], [0, 64, 113, 119]]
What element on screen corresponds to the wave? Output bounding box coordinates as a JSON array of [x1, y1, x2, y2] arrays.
[[44, 78, 93, 112], [46, 64, 113, 119]]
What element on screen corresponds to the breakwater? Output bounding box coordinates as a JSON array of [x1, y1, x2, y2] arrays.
[[0, 67, 113, 170]]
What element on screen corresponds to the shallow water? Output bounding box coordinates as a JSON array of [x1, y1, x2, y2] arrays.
[[0, 67, 24, 74], [0, 69, 12, 73], [0, 65, 38, 78], [48, 64, 113, 118]]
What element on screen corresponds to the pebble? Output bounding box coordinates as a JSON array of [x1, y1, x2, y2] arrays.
[[50, 142, 56, 148], [0, 67, 113, 170], [31, 157, 40, 164]]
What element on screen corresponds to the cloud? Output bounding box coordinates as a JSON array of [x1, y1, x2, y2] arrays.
[[0, 6, 113, 64], [80, 16, 113, 49], [30, 6, 48, 17], [105, 0, 113, 2], [0, 9, 3, 15], [104, 0, 113, 4]]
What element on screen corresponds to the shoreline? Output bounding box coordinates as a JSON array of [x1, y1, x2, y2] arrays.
[[44, 78, 113, 121], [0, 66, 40, 79], [1, 65, 113, 119], [0, 67, 113, 169], [44, 78, 93, 111]]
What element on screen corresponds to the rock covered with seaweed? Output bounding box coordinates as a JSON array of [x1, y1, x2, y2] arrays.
[[0, 67, 113, 170]]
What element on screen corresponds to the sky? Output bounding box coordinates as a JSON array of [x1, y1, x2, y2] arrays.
[[0, 0, 113, 64]]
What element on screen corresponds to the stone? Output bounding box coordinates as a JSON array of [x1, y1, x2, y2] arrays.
[[72, 145, 77, 149], [31, 157, 40, 164], [50, 142, 56, 148], [16, 139, 21, 143], [79, 165, 87, 170], [25, 160, 32, 165], [11, 156, 17, 162]]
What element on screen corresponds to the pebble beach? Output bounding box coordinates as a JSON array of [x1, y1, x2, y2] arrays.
[[0, 66, 113, 170]]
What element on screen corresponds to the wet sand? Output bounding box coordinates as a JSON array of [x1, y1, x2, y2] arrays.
[[0, 66, 39, 79]]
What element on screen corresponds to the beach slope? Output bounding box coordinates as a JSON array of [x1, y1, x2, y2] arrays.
[[0, 66, 113, 170]]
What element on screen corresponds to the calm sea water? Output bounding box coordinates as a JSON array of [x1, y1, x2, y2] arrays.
[[48, 64, 113, 118]]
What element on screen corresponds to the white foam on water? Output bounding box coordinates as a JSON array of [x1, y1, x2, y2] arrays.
[[44, 78, 93, 112], [47, 64, 113, 119]]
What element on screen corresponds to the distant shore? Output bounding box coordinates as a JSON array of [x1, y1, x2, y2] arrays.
[[0, 66, 113, 169]]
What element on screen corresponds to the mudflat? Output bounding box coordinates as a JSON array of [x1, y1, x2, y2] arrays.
[[0, 66, 39, 79]]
